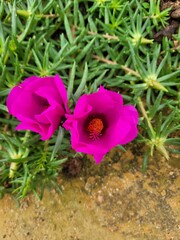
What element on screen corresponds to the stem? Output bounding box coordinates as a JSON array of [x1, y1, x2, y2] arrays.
[[120, 65, 140, 77], [44, 140, 49, 154], [137, 97, 155, 137], [9, 162, 18, 178], [93, 55, 117, 65], [22, 131, 30, 144], [17, 10, 58, 18]]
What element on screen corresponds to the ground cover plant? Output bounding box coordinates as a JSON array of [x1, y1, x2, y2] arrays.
[[0, 0, 179, 200]]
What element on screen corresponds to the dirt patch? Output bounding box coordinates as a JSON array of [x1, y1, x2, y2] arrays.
[[0, 147, 179, 240]]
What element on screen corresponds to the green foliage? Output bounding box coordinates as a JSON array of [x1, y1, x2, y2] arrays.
[[145, 0, 171, 28], [0, 0, 179, 199]]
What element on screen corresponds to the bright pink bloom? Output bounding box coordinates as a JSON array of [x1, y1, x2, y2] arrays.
[[7, 75, 69, 140], [63, 86, 138, 164]]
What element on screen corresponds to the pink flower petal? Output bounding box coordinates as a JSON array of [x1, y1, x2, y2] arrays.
[[64, 87, 138, 163], [7, 75, 69, 140]]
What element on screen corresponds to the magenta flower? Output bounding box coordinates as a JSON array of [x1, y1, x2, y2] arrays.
[[7, 75, 69, 140], [63, 86, 138, 164]]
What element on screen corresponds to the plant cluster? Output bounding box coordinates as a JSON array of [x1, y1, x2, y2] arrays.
[[0, 0, 179, 199]]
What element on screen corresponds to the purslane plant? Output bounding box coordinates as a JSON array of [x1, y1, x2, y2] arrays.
[[7, 75, 70, 140], [6, 77, 139, 164], [64, 86, 138, 163]]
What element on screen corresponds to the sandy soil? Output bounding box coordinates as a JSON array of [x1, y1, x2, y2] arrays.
[[0, 146, 179, 240]]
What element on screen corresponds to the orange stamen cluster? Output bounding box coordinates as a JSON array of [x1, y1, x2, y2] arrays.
[[87, 118, 104, 140]]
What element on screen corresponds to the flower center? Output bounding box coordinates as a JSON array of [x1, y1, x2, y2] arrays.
[[87, 118, 104, 140]]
